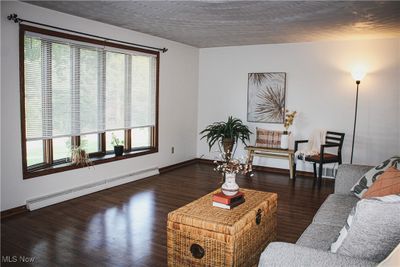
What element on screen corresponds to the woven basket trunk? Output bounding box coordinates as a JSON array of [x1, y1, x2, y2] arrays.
[[167, 189, 277, 267]]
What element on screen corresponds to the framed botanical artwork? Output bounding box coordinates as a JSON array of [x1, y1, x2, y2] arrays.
[[247, 72, 286, 123]]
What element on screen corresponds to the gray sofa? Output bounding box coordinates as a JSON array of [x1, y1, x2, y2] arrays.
[[259, 164, 379, 267]]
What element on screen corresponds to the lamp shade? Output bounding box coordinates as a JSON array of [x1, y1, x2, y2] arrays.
[[351, 69, 366, 81]]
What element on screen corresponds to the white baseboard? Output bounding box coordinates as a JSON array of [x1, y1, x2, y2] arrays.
[[26, 167, 159, 211]]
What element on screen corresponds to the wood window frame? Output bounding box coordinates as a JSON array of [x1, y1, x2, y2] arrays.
[[20, 25, 159, 179]]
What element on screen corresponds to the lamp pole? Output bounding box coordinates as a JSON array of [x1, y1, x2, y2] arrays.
[[350, 80, 360, 164]]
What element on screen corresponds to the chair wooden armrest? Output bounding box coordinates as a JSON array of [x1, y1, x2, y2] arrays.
[[321, 143, 340, 148], [294, 140, 308, 152], [320, 143, 340, 157]]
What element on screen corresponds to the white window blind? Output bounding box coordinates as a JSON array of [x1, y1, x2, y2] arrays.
[[24, 31, 157, 141]]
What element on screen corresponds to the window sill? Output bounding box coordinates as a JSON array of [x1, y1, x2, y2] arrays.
[[23, 147, 158, 179]]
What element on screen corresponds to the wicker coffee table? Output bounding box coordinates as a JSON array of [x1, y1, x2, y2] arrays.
[[167, 188, 277, 267]]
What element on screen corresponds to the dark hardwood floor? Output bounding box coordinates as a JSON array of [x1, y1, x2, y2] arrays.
[[1, 162, 334, 266]]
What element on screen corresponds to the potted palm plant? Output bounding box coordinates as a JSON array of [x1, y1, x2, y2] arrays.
[[200, 116, 252, 158]]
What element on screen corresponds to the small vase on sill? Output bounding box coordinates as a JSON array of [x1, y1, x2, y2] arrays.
[[280, 132, 289, 149], [221, 172, 239, 196]]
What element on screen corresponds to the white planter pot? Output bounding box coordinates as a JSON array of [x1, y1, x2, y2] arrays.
[[221, 172, 239, 196], [280, 134, 289, 149]]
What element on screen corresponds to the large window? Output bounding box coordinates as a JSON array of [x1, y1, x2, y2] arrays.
[[21, 25, 159, 178]]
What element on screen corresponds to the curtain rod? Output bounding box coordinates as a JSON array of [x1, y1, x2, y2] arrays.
[[7, 13, 168, 53]]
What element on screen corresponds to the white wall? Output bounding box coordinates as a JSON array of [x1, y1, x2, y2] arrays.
[[197, 38, 400, 171], [1, 1, 199, 211]]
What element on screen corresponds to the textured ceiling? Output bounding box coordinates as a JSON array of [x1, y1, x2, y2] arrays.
[[25, 1, 400, 48]]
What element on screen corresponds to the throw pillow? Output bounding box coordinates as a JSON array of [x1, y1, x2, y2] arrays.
[[362, 167, 400, 198], [255, 128, 282, 148], [351, 156, 400, 198], [330, 194, 400, 262], [330, 204, 356, 253]]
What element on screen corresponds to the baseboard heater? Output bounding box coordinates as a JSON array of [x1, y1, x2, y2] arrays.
[[297, 165, 337, 179], [322, 166, 338, 179], [26, 167, 159, 211]]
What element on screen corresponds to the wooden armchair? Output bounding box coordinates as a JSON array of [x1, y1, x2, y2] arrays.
[[293, 131, 345, 179]]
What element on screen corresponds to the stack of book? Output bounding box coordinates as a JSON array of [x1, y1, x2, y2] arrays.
[[212, 191, 245, 209]]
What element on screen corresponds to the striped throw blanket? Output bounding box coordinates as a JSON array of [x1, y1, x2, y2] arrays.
[[255, 128, 282, 148]]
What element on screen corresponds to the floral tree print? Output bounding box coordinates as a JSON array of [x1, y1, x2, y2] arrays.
[[255, 85, 285, 121], [247, 72, 286, 123], [248, 73, 275, 87]]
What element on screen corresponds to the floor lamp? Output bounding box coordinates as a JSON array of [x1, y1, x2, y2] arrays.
[[350, 70, 366, 164]]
